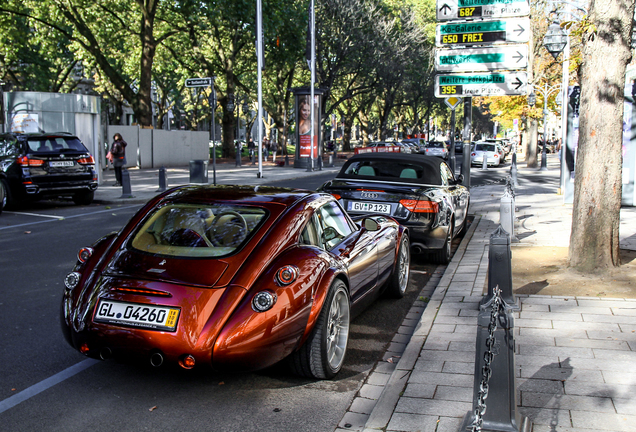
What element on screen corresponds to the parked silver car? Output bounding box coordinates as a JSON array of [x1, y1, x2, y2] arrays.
[[422, 141, 449, 160]]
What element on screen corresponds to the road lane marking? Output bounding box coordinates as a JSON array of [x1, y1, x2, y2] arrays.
[[0, 204, 140, 231], [3, 211, 65, 219], [0, 359, 99, 414]]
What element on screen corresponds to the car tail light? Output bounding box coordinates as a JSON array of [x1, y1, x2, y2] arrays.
[[179, 354, 196, 369], [399, 199, 439, 213], [252, 291, 277, 312], [471, 152, 476, 156], [64, 272, 82, 290], [78, 247, 94, 263], [330, 193, 341, 200], [275, 265, 299, 286], [17, 156, 45, 167], [77, 155, 95, 165]]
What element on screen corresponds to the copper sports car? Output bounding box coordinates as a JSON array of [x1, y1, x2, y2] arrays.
[[61, 185, 409, 379]]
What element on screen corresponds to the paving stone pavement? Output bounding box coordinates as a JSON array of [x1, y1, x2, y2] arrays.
[[335, 155, 636, 432]]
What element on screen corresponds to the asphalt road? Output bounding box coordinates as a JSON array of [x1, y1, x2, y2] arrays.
[[0, 172, 442, 432]]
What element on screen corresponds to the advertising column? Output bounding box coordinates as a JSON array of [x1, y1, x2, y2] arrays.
[[293, 88, 323, 169]]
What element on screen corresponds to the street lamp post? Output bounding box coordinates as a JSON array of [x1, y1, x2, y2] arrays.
[[542, 19, 569, 186], [529, 83, 561, 170]]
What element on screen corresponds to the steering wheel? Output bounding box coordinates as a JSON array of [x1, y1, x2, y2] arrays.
[[208, 211, 248, 247]]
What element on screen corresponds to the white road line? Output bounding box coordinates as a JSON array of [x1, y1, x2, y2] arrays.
[[0, 204, 140, 231], [3, 211, 65, 219], [0, 359, 99, 414]]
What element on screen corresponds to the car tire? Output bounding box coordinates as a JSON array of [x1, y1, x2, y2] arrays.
[[0, 179, 5, 215], [432, 221, 453, 265], [385, 235, 410, 298], [1, 179, 13, 211], [289, 279, 350, 379], [73, 190, 94, 206]]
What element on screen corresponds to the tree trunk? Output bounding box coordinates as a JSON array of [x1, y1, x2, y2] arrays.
[[569, 0, 635, 272]]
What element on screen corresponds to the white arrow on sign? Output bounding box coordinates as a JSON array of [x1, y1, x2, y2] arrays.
[[435, 44, 528, 73], [436, 0, 530, 21], [435, 71, 528, 97], [185, 77, 213, 87]]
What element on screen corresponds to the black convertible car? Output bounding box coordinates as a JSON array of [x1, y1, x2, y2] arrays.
[[319, 153, 470, 264]]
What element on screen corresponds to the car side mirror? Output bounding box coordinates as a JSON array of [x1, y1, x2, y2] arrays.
[[321, 226, 340, 244], [362, 218, 380, 232], [456, 174, 465, 184]]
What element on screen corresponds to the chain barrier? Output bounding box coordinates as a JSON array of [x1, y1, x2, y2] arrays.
[[470, 285, 504, 432]]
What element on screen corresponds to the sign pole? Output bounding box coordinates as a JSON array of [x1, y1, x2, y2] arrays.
[[210, 85, 217, 185], [462, 97, 472, 188], [450, 108, 457, 174]]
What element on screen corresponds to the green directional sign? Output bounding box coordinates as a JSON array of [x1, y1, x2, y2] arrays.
[[437, 0, 530, 21], [436, 17, 530, 47], [435, 72, 527, 97], [435, 44, 528, 73]]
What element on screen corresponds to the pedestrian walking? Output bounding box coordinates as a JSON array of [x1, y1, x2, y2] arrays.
[[270, 140, 278, 164], [235, 141, 243, 167], [262, 137, 269, 161], [108, 133, 127, 186], [248, 138, 255, 164]]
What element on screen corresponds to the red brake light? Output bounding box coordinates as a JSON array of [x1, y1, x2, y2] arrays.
[[471, 152, 476, 156], [331, 193, 341, 200], [399, 199, 439, 213], [17, 156, 45, 167], [77, 155, 95, 165]]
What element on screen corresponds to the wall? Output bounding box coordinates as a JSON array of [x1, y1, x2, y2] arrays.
[[106, 125, 209, 169]]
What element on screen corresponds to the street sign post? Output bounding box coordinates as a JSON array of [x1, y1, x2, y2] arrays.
[[436, 17, 530, 47], [435, 44, 528, 73], [435, 72, 527, 97], [185, 77, 213, 87], [437, 0, 530, 22]]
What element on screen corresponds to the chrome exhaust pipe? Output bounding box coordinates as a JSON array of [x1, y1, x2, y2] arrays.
[[99, 347, 112, 360], [150, 352, 164, 367]]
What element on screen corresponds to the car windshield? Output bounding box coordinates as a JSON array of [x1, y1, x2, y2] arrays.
[[341, 160, 441, 185], [475, 143, 496, 152], [131, 204, 268, 257], [27, 136, 89, 153]]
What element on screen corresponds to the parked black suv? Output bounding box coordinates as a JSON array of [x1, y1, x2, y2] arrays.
[[0, 132, 98, 207]]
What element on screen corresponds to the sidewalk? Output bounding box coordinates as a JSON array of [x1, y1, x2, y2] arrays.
[[94, 158, 342, 205], [337, 155, 636, 432]]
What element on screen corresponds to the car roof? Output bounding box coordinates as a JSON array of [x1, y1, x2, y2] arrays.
[[158, 184, 316, 208], [338, 153, 445, 184]]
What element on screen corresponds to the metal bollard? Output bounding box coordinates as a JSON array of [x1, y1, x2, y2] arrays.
[[483, 225, 518, 310], [328, 153, 334, 167], [157, 166, 167, 192], [459, 289, 531, 432], [510, 153, 519, 189], [499, 188, 517, 243], [120, 169, 133, 198], [482, 153, 488, 170]]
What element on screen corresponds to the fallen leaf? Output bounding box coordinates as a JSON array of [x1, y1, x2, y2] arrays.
[[149, 406, 157, 411], [218, 381, 225, 386], [24, 231, 31, 234], [11, 388, 16, 391]]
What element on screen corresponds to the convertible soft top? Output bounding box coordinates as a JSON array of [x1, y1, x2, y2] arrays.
[[336, 153, 445, 185]]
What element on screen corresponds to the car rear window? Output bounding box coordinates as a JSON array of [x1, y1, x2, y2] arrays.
[[131, 204, 268, 257], [341, 160, 441, 185], [27, 136, 89, 154], [475, 143, 496, 152], [427, 142, 445, 148]]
